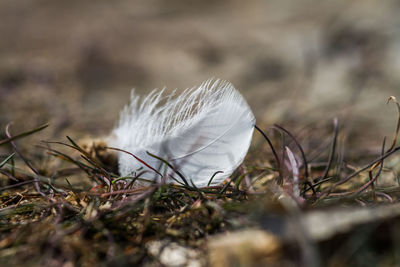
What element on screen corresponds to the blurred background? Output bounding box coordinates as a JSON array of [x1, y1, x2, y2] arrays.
[[1, 0, 400, 145]]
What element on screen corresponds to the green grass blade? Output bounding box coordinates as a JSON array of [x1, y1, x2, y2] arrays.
[[0, 153, 15, 169]]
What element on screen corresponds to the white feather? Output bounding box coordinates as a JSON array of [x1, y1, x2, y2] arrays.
[[111, 79, 255, 187]]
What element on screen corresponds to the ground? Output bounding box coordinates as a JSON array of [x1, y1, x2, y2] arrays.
[[2, 1, 400, 266]]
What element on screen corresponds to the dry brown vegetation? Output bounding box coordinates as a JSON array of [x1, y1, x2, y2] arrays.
[[3, 1, 400, 266], [2, 98, 400, 266]]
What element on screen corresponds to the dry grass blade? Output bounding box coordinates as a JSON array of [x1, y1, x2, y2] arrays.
[[97, 186, 153, 198], [254, 125, 282, 183], [387, 96, 400, 151], [353, 138, 386, 198], [302, 119, 339, 196], [146, 151, 189, 186], [5, 123, 45, 196], [38, 144, 95, 173], [44, 137, 111, 172], [321, 118, 339, 181], [107, 147, 162, 177], [318, 146, 400, 199], [0, 169, 19, 182], [80, 154, 111, 179], [0, 123, 49, 146], [0, 180, 40, 192]]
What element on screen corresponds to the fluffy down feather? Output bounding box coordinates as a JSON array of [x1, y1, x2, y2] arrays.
[[111, 79, 255, 187]]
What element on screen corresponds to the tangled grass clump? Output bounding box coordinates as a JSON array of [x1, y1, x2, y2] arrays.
[[1, 97, 400, 266]]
